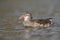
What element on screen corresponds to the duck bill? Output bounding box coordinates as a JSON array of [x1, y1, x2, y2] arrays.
[[19, 15, 24, 19]]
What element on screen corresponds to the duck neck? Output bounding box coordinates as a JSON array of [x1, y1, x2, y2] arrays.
[[24, 16, 31, 22]]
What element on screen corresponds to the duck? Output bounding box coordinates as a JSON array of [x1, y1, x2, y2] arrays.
[[19, 12, 53, 28]]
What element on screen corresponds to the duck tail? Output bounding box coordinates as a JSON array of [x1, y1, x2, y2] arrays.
[[48, 18, 53, 19], [48, 18, 53, 22]]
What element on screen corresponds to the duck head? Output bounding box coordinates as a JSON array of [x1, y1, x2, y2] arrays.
[[19, 12, 32, 21]]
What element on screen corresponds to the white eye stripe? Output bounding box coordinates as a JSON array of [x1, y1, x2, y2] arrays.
[[26, 14, 30, 15], [25, 14, 30, 16]]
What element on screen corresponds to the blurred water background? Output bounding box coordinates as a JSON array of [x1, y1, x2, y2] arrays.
[[0, 0, 60, 40]]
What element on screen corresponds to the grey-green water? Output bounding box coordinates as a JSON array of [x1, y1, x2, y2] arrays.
[[0, 0, 60, 40]]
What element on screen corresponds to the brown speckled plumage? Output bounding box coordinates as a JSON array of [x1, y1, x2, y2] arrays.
[[19, 12, 53, 28]]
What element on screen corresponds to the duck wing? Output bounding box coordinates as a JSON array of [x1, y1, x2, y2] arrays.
[[31, 19, 51, 24]]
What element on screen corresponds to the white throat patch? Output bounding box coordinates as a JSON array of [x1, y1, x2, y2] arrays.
[[24, 16, 30, 21]]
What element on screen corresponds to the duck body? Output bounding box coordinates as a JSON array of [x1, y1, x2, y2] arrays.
[[19, 12, 53, 28], [23, 18, 52, 28]]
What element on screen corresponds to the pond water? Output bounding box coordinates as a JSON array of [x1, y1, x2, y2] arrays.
[[0, 0, 60, 40]]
